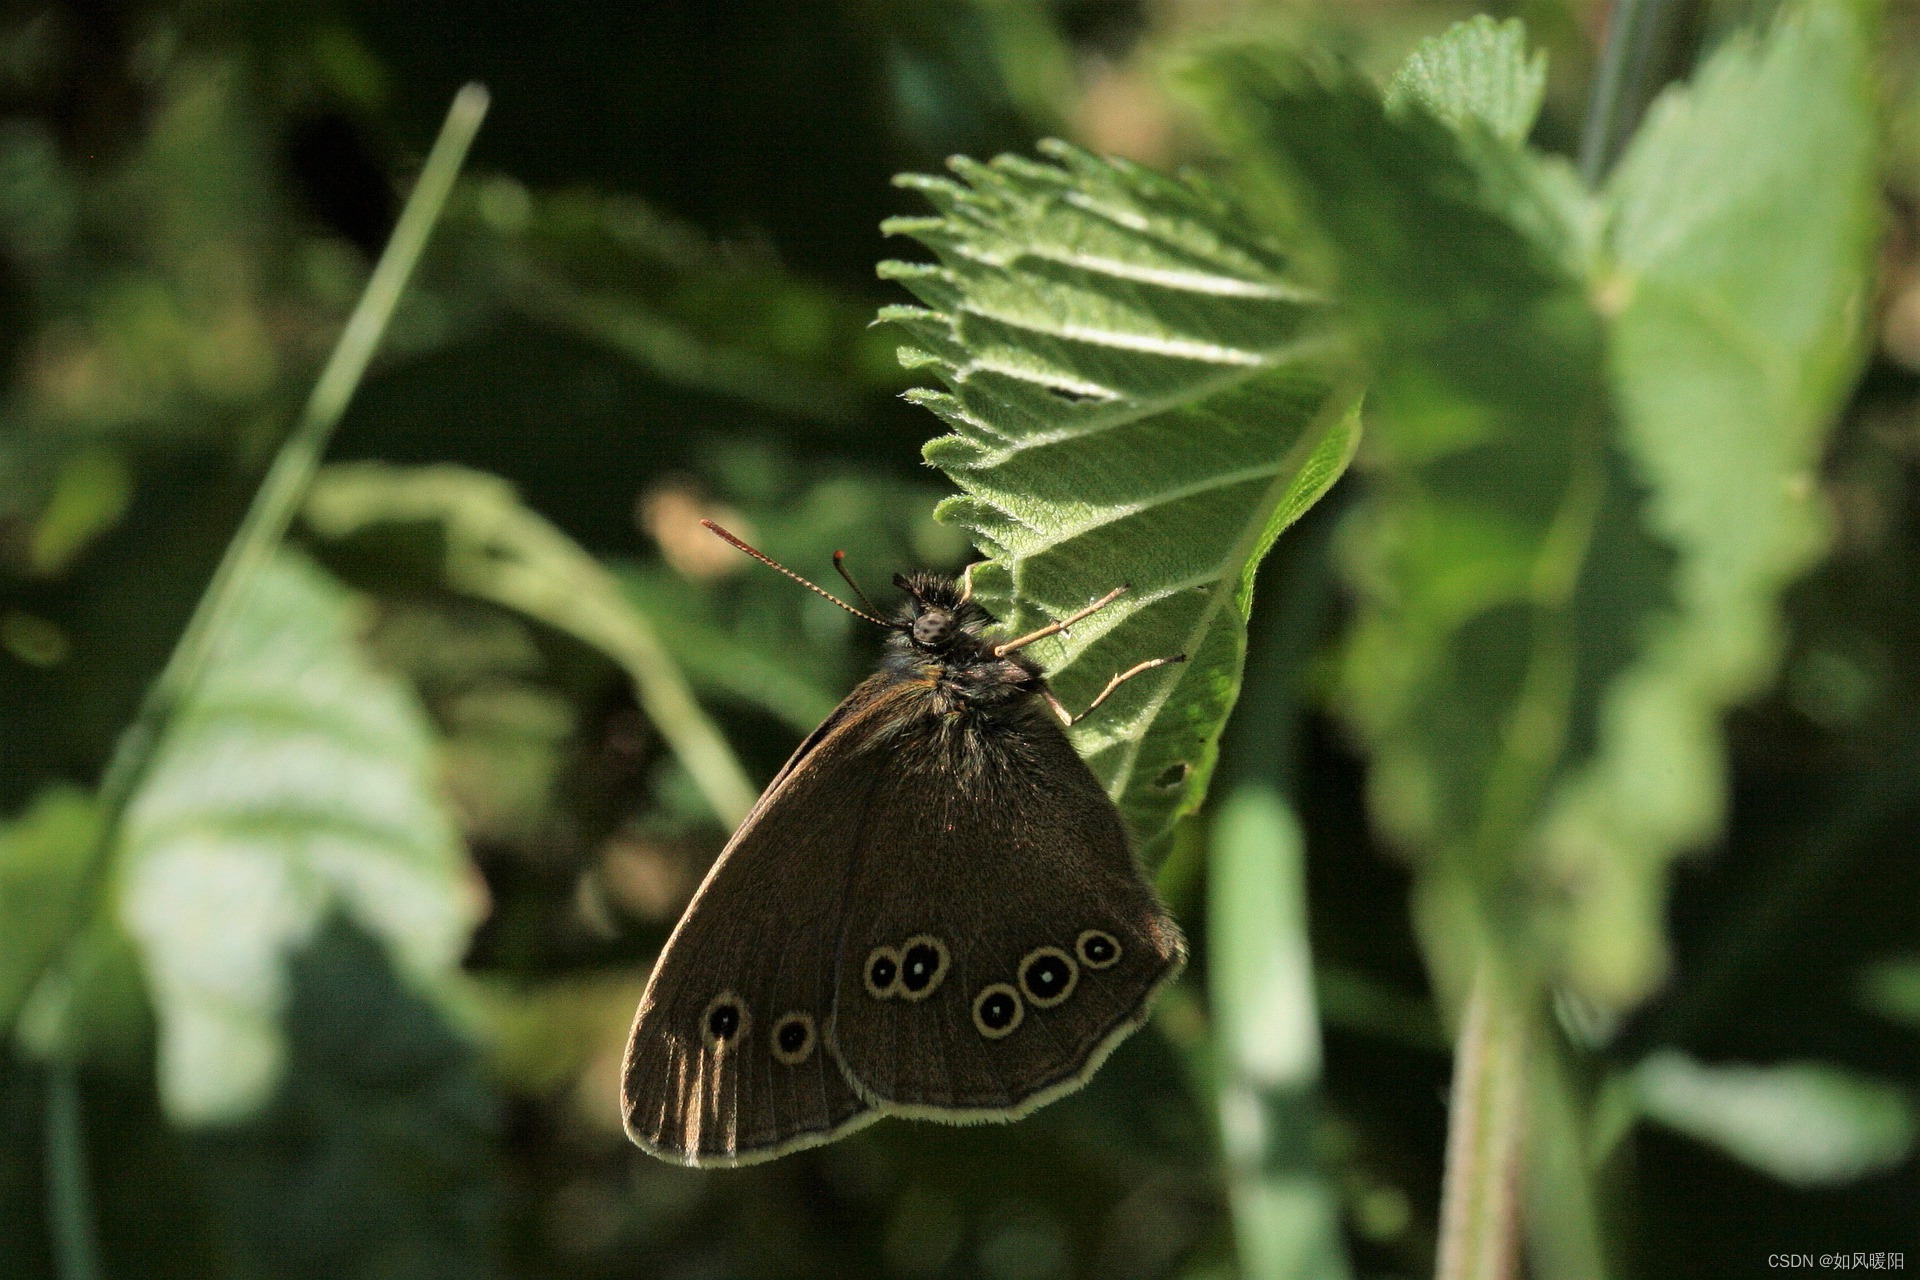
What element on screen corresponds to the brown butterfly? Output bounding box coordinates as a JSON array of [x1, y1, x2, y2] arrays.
[[621, 522, 1187, 1166]]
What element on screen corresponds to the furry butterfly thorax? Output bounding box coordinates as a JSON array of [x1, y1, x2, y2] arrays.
[[622, 533, 1187, 1166]]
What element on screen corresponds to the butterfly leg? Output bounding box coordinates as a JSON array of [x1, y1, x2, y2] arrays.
[[994, 586, 1130, 657], [1044, 654, 1187, 727]]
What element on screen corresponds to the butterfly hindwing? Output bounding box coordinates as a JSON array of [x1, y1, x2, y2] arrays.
[[826, 694, 1186, 1117], [619, 681, 898, 1166]]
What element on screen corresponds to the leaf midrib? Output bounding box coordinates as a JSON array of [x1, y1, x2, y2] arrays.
[[1093, 393, 1358, 802]]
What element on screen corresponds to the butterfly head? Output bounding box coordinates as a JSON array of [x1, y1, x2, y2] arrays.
[[889, 572, 993, 658]]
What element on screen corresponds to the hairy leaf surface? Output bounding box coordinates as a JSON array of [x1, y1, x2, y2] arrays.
[[882, 143, 1355, 848]]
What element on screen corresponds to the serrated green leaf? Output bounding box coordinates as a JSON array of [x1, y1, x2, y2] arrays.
[[119, 551, 481, 1124], [1634, 1051, 1916, 1186], [881, 142, 1356, 848], [1384, 15, 1548, 145], [1538, 0, 1880, 1006]]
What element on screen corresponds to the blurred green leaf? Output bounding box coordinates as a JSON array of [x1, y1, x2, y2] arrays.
[[119, 550, 481, 1124], [355, 599, 581, 850], [437, 180, 901, 423], [1190, 41, 1664, 1001], [882, 142, 1357, 849], [1633, 1051, 1916, 1187], [304, 462, 756, 825], [1384, 15, 1548, 144], [0, 787, 98, 1030], [1540, 0, 1879, 1006], [1197, 0, 1878, 1018]]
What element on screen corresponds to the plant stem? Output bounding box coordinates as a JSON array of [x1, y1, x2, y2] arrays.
[[44, 1064, 101, 1280], [1203, 501, 1354, 1280], [1578, 0, 1704, 185], [1434, 966, 1527, 1280]]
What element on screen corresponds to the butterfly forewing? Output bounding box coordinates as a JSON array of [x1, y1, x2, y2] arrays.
[[825, 694, 1186, 1117], [619, 684, 898, 1166]]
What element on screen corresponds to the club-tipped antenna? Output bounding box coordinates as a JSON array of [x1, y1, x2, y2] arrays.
[[700, 520, 893, 628], [832, 550, 887, 619]]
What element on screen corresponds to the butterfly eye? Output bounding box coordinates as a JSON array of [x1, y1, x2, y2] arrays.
[[701, 992, 751, 1048], [1017, 946, 1079, 1008], [1076, 929, 1122, 970], [911, 610, 952, 646], [864, 946, 902, 999], [896, 935, 951, 1001], [971, 983, 1025, 1039], [771, 1012, 816, 1065]]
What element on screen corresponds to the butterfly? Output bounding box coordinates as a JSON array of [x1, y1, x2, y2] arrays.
[[621, 522, 1187, 1166]]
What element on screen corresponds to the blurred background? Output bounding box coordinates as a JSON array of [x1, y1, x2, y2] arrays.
[[1, 1, 1917, 1277]]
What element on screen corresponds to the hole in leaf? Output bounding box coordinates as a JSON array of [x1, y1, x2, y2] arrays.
[[1154, 762, 1190, 790]]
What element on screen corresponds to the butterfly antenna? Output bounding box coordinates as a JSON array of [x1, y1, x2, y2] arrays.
[[831, 550, 888, 619], [700, 520, 892, 628]]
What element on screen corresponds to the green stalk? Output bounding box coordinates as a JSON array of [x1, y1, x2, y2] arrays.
[[1433, 967, 1527, 1280], [44, 1067, 100, 1280], [1578, 0, 1705, 184], [30, 84, 489, 1280], [1204, 505, 1354, 1280]]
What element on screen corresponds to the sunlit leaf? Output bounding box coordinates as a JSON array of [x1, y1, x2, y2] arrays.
[[882, 142, 1357, 848], [119, 551, 482, 1124]]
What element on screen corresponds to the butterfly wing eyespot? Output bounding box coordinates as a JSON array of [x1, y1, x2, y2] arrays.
[[1017, 945, 1079, 1008], [971, 983, 1025, 1039], [771, 1012, 817, 1066], [863, 946, 902, 999], [701, 992, 752, 1049], [896, 935, 950, 1001], [1075, 929, 1122, 970]]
